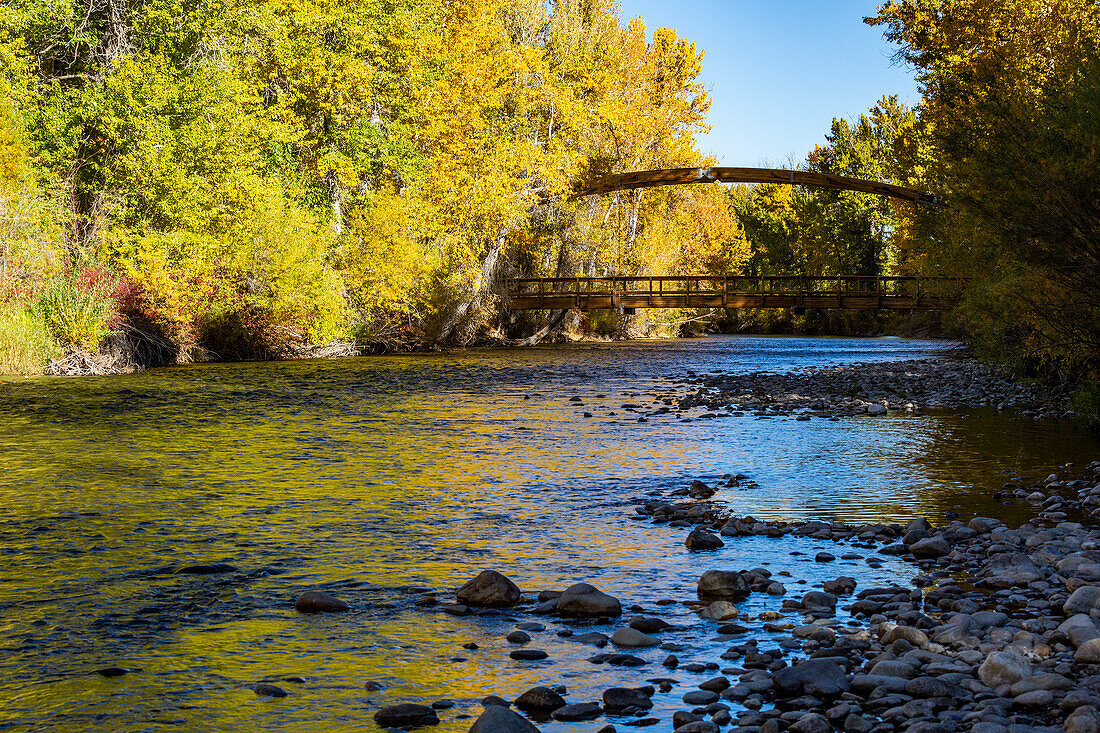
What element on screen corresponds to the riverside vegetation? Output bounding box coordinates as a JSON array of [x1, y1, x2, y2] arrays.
[[0, 0, 1098, 418]]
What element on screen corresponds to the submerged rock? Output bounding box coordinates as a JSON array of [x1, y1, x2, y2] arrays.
[[175, 563, 238, 575], [570, 632, 610, 646], [95, 667, 131, 678], [294, 590, 349, 614]]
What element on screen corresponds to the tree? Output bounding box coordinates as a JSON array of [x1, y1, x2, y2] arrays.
[[870, 0, 1100, 383]]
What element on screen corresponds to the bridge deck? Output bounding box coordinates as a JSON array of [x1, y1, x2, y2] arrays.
[[507, 276, 961, 311]]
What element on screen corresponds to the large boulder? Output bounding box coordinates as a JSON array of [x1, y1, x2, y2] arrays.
[[294, 590, 349, 613], [978, 651, 1032, 687], [773, 659, 849, 696], [1059, 614, 1100, 647], [1076, 638, 1100, 664], [456, 571, 521, 607], [1065, 706, 1100, 733], [374, 703, 439, 727], [1065, 586, 1100, 616], [697, 570, 749, 602], [468, 705, 540, 733], [557, 583, 621, 617]]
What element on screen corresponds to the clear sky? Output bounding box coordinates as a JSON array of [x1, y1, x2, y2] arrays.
[[616, 0, 919, 167]]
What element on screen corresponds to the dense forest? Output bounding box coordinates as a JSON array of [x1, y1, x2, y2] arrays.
[[0, 0, 1098, 414]]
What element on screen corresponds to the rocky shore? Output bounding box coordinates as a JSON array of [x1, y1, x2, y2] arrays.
[[669, 357, 1070, 420], [321, 460, 1100, 732]]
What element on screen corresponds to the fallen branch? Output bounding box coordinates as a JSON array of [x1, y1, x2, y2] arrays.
[[46, 348, 132, 376]]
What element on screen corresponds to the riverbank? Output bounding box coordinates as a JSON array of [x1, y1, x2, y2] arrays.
[[362, 459, 1100, 732]]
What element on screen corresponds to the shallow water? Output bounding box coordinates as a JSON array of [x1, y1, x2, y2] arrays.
[[0, 336, 1096, 732]]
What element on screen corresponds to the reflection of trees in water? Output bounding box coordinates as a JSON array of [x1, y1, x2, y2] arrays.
[[905, 410, 1100, 524]]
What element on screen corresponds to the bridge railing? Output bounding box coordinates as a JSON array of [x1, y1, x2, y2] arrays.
[[507, 275, 966, 299]]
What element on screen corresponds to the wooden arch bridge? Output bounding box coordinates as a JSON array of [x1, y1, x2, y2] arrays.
[[507, 166, 957, 312]]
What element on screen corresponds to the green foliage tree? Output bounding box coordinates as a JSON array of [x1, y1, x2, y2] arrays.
[[732, 97, 924, 279], [870, 0, 1100, 388]]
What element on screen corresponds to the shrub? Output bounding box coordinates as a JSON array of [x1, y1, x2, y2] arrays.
[[0, 303, 61, 375], [34, 274, 117, 350]]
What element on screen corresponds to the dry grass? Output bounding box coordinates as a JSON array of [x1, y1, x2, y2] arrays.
[[0, 303, 61, 376]]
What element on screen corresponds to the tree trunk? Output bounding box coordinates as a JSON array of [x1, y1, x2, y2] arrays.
[[325, 171, 343, 236], [435, 229, 507, 345]]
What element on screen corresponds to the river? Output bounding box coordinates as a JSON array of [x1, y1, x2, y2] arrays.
[[0, 336, 1096, 732]]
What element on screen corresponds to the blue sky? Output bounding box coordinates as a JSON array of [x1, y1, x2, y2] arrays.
[[616, 0, 919, 167]]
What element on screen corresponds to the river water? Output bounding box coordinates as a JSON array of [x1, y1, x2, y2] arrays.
[[0, 336, 1096, 732]]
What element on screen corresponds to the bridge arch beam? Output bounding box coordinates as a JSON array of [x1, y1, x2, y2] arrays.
[[573, 166, 941, 206]]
